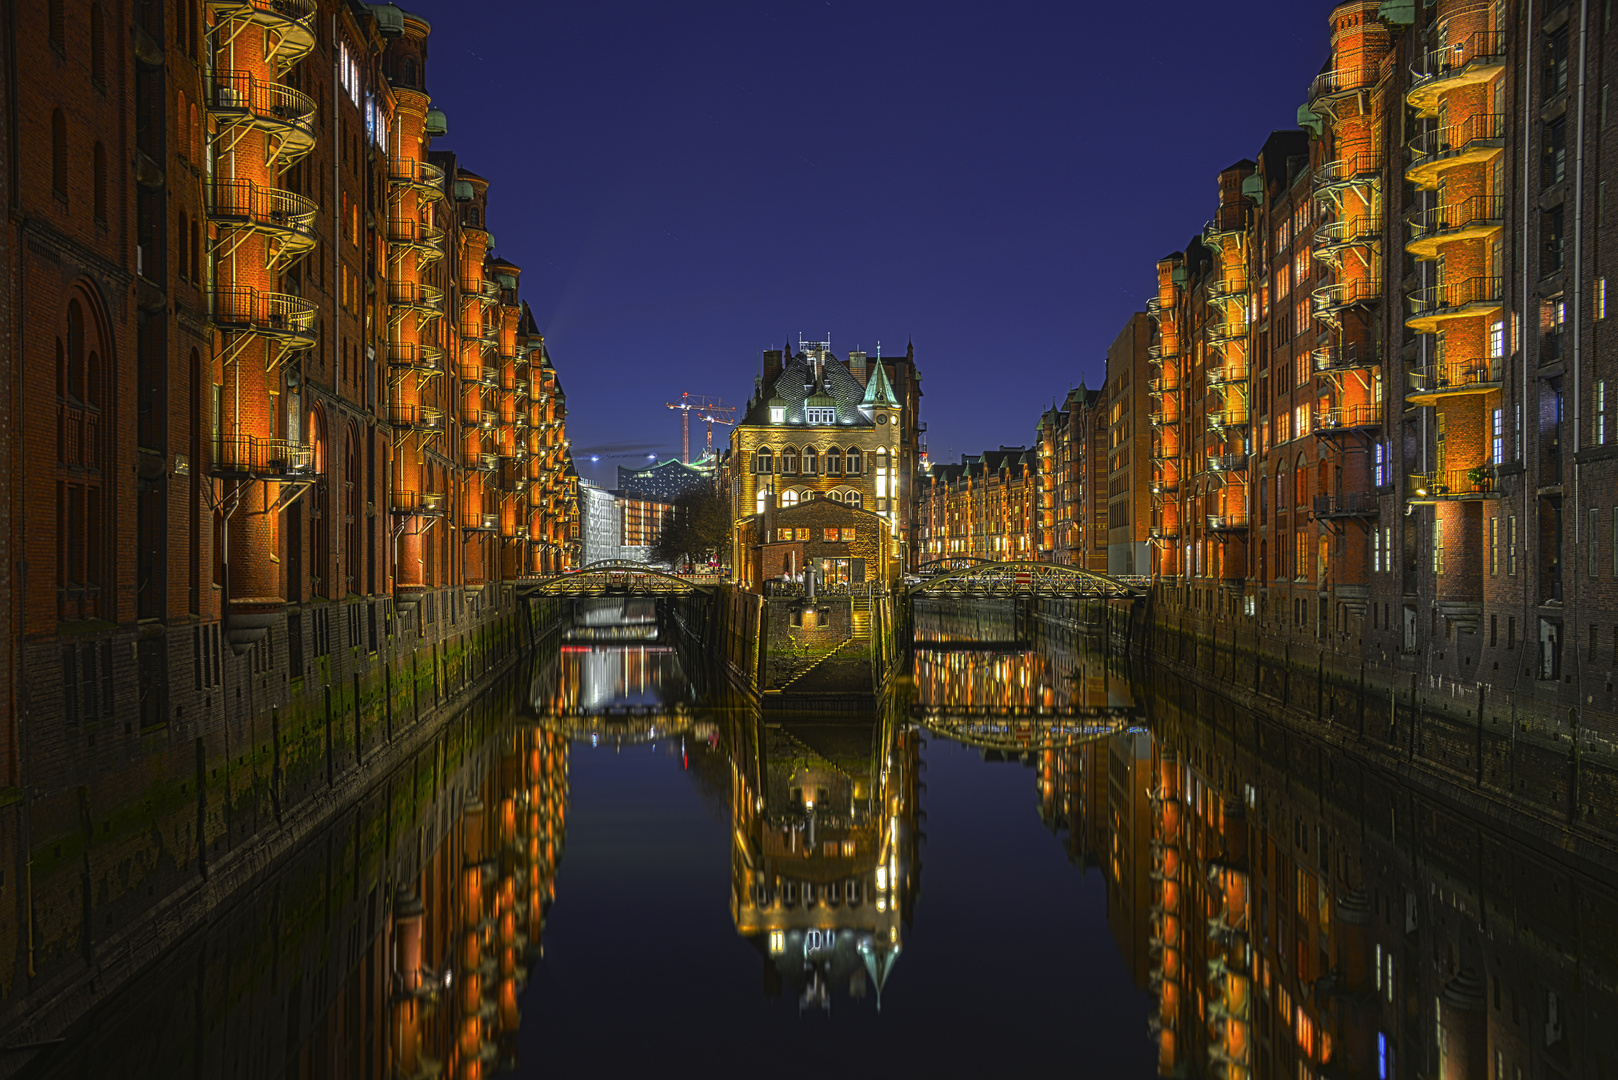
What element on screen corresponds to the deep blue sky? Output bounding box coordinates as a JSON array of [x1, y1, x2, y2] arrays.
[[405, 0, 1332, 484]]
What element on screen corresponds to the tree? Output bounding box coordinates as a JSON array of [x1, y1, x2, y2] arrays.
[[651, 484, 731, 570]]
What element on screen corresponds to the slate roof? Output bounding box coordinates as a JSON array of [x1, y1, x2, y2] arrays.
[[741, 349, 877, 428]]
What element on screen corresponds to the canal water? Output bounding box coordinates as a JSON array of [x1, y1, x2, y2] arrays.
[[16, 600, 1616, 1078]]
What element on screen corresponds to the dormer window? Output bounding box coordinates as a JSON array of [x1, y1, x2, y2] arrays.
[[806, 406, 836, 425], [769, 407, 785, 424]]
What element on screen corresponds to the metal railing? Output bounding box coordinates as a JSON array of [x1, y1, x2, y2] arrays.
[[386, 218, 446, 250], [1313, 152, 1383, 193], [1312, 493, 1379, 517], [387, 281, 443, 311], [1312, 279, 1382, 318], [388, 403, 443, 429], [1206, 513, 1251, 531], [1408, 112, 1506, 165], [459, 363, 499, 387], [1207, 363, 1249, 388], [1314, 214, 1383, 250], [1208, 453, 1248, 474], [387, 157, 446, 194], [1407, 275, 1503, 320], [1406, 360, 1503, 397], [211, 434, 314, 476], [1408, 195, 1505, 245], [1409, 468, 1496, 498], [461, 512, 499, 531], [209, 69, 316, 138], [1309, 65, 1380, 102], [1409, 31, 1508, 100], [386, 342, 443, 372], [1314, 403, 1383, 431], [1207, 409, 1250, 430], [209, 0, 318, 23], [212, 286, 316, 339], [1313, 341, 1381, 373], [209, 180, 318, 245], [391, 490, 447, 514]]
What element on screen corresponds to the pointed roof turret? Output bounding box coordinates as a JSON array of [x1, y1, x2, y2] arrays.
[[861, 358, 898, 407]]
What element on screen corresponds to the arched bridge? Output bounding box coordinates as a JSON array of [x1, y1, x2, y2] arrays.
[[525, 704, 709, 746], [914, 705, 1143, 752], [909, 560, 1142, 600], [516, 562, 720, 598]]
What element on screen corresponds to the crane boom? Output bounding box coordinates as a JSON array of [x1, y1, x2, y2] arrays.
[[665, 394, 737, 463]]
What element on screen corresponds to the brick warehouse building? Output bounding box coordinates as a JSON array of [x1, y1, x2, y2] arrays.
[[917, 447, 1041, 564], [0, 0, 577, 1021]]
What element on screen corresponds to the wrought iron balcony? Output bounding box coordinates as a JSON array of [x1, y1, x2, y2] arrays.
[[459, 362, 499, 388], [210, 434, 314, 479], [1314, 215, 1383, 262], [386, 218, 446, 258], [391, 491, 447, 516], [1149, 524, 1180, 541], [1149, 409, 1181, 428], [1406, 112, 1506, 188], [388, 281, 444, 314], [387, 157, 447, 198], [1147, 342, 1180, 363], [1207, 364, 1248, 389], [207, 0, 317, 66], [208, 69, 317, 166], [1313, 153, 1383, 195], [208, 180, 318, 260], [1313, 342, 1380, 374], [1206, 513, 1251, 532], [1146, 294, 1176, 318], [471, 452, 500, 472], [1151, 477, 1180, 495], [1147, 376, 1180, 395], [1406, 195, 1505, 259], [1312, 279, 1382, 323], [1308, 65, 1379, 106], [1406, 275, 1503, 333], [1405, 360, 1504, 403], [1208, 453, 1248, 474], [1207, 409, 1250, 432], [1206, 276, 1250, 304], [1407, 31, 1508, 116], [461, 511, 499, 532], [1202, 217, 1245, 248], [1312, 493, 1379, 519], [387, 342, 444, 373], [1314, 403, 1383, 433], [1409, 467, 1498, 501], [388, 403, 443, 431], [212, 286, 316, 347]]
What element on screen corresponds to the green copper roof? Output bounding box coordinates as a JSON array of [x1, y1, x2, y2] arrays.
[[861, 359, 898, 407]]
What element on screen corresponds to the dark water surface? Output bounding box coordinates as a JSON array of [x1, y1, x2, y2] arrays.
[[17, 600, 1617, 1079]]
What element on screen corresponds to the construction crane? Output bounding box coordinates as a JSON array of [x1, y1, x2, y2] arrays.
[[665, 394, 737, 463]]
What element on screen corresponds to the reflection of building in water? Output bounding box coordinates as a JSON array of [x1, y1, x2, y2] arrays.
[[913, 645, 1134, 715], [391, 721, 569, 1078], [727, 713, 922, 1010], [565, 598, 661, 643], [530, 645, 688, 714]]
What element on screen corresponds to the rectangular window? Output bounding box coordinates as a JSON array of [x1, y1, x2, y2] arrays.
[[1385, 526, 1392, 573], [1592, 508, 1601, 577], [1598, 382, 1607, 445], [1490, 516, 1499, 575], [769, 407, 785, 424], [1373, 528, 1382, 573], [1507, 516, 1517, 575], [1599, 277, 1609, 321], [1613, 507, 1618, 578], [1375, 442, 1386, 487], [1433, 519, 1444, 574], [1515, 403, 1523, 460], [1489, 319, 1505, 359], [1294, 404, 1309, 438], [1493, 408, 1504, 464]]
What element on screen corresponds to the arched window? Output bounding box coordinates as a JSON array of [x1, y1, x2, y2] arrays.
[[176, 91, 190, 159], [1276, 461, 1288, 510], [48, 0, 64, 50], [874, 447, 890, 499], [779, 446, 799, 474], [57, 291, 109, 619], [754, 447, 772, 474], [92, 142, 107, 222], [845, 447, 862, 475], [780, 489, 799, 508], [51, 109, 67, 199], [844, 490, 862, 509], [89, 3, 105, 84], [345, 427, 361, 594], [827, 490, 843, 502], [402, 57, 418, 86], [826, 447, 843, 476], [189, 102, 201, 162], [1294, 454, 1307, 504], [177, 211, 189, 279], [803, 447, 818, 475]]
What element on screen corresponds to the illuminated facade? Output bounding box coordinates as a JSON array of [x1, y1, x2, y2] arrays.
[[917, 447, 1041, 563], [0, 0, 575, 1019], [727, 340, 924, 567]]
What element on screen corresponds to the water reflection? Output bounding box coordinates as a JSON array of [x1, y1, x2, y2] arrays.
[[21, 602, 1618, 1079]]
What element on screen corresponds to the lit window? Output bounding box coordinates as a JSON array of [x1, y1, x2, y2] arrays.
[[780, 489, 799, 507], [769, 407, 785, 424], [806, 407, 835, 424], [768, 930, 785, 955], [755, 490, 767, 514]]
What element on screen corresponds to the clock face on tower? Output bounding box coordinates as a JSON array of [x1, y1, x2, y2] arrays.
[[877, 415, 888, 425]]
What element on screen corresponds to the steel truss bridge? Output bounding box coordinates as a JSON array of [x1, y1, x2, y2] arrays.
[[908, 560, 1142, 600], [913, 704, 1143, 752], [516, 561, 718, 598]]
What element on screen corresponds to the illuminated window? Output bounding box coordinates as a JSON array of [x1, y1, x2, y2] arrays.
[[754, 447, 773, 473], [806, 406, 836, 424], [845, 448, 862, 475], [755, 489, 767, 515], [768, 930, 785, 955], [780, 489, 799, 508], [769, 406, 785, 424]]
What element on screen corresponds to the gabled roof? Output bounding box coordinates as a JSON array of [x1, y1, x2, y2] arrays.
[[739, 350, 876, 429]]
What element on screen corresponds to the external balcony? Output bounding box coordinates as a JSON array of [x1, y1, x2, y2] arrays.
[[1406, 275, 1502, 333], [1151, 477, 1180, 496], [1205, 276, 1249, 304], [1406, 195, 1504, 260], [387, 342, 444, 375], [461, 406, 499, 430], [1146, 342, 1180, 363], [1313, 153, 1382, 197], [1409, 467, 1499, 502], [1208, 453, 1247, 476], [1313, 215, 1383, 264], [1314, 403, 1383, 434], [1206, 513, 1251, 533], [387, 218, 446, 263], [208, 179, 318, 263], [1206, 363, 1248, 389], [207, 0, 317, 68], [212, 286, 316, 349], [1313, 342, 1380, 375], [1407, 31, 1508, 116], [1312, 493, 1379, 520], [459, 362, 499, 388], [388, 157, 447, 200], [388, 403, 443, 432], [1405, 360, 1504, 404], [1149, 524, 1180, 541], [210, 434, 314, 479], [461, 511, 500, 532], [1406, 112, 1506, 189], [460, 318, 500, 348], [1149, 409, 1181, 429], [1145, 294, 1176, 318], [391, 491, 447, 517], [1308, 65, 1379, 109], [1207, 409, 1249, 433], [471, 452, 500, 472], [388, 281, 444, 319], [1202, 217, 1245, 249], [1312, 279, 1381, 323], [1206, 318, 1248, 348], [1147, 376, 1180, 395], [208, 69, 317, 166]]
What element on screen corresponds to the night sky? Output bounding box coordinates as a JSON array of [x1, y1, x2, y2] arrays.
[[402, 0, 1333, 485]]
